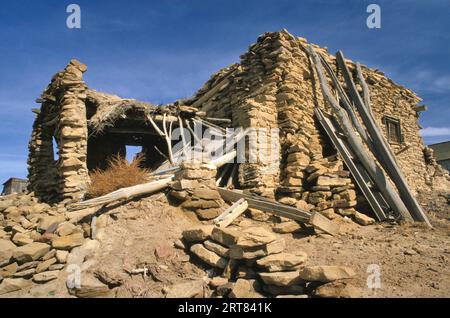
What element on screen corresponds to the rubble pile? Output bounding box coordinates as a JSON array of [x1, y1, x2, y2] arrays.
[[181, 224, 359, 298], [0, 193, 101, 295], [170, 163, 226, 221]]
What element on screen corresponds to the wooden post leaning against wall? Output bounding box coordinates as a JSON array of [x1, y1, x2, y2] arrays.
[[336, 51, 431, 227]]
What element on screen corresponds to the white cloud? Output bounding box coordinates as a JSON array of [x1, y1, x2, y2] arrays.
[[420, 127, 450, 137]]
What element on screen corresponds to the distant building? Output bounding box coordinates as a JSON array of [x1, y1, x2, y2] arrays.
[[429, 141, 450, 172], [1, 178, 28, 195]]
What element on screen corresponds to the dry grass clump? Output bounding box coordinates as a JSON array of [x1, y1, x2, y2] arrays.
[[86, 155, 149, 198]]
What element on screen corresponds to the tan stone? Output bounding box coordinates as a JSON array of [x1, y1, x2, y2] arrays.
[[314, 280, 361, 298], [182, 225, 214, 243], [0, 262, 18, 278], [353, 212, 375, 226], [0, 239, 16, 266], [165, 280, 204, 298], [0, 278, 32, 295], [229, 238, 285, 260], [278, 197, 297, 206], [192, 188, 221, 200], [190, 244, 228, 269], [273, 221, 302, 234], [203, 240, 229, 258], [299, 266, 356, 282], [35, 257, 57, 273], [316, 176, 349, 187], [12, 242, 51, 264], [33, 270, 60, 283], [195, 208, 221, 220], [236, 227, 277, 248], [256, 252, 307, 272], [229, 279, 263, 298], [259, 271, 302, 287], [211, 227, 241, 247], [52, 233, 84, 250], [56, 250, 69, 263], [12, 233, 33, 246]]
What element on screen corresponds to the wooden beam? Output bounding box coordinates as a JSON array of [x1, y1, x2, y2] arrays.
[[217, 188, 339, 236], [307, 45, 412, 222], [213, 198, 248, 228], [413, 105, 428, 112], [336, 51, 431, 227]]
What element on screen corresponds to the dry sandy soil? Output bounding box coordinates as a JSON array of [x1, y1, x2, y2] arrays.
[[3, 191, 449, 298]]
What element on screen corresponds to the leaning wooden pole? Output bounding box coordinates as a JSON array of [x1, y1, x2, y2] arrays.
[[307, 45, 413, 221], [336, 51, 431, 227]]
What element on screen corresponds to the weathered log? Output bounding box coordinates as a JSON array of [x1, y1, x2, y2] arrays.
[[319, 55, 373, 151], [213, 198, 248, 228], [336, 51, 431, 227], [69, 177, 174, 210], [308, 45, 412, 221], [217, 188, 339, 236]]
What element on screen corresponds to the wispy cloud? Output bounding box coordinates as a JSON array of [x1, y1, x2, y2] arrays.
[[420, 127, 450, 137]]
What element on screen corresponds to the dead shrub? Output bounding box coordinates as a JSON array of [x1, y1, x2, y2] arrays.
[[86, 155, 150, 198]]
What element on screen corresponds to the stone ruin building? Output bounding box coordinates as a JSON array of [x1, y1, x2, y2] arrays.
[[27, 30, 449, 222]]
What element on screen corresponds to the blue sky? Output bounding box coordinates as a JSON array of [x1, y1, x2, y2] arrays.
[[0, 0, 449, 183]]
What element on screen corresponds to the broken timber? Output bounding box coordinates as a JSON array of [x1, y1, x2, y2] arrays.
[[217, 188, 339, 236], [315, 108, 389, 221], [307, 45, 413, 222], [336, 51, 431, 227], [213, 198, 248, 228]]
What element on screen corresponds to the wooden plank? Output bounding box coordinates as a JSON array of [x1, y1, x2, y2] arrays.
[[218, 188, 312, 223], [336, 51, 431, 227], [307, 45, 412, 222], [213, 198, 248, 228], [315, 108, 388, 221], [218, 188, 339, 236]]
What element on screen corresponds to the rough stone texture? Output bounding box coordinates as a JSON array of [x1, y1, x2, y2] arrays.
[[353, 212, 376, 226], [165, 280, 204, 298], [314, 280, 361, 298], [228, 279, 263, 298], [299, 266, 356, 283], [68, 276, 112, 298], [273, 221, 302, 234], [51, 233, 84, 250], [28, 59, 89, 203], [211, 227, 241, 247], [259, 271, 303, 287], [0, 239, 16, 266], [203, 240, 230, 258], [0, 278, 32, 295], [182, 225, 214, 243], [256, 252, 307, 272], [32, 270, 60, 283], [12, 242, 51, 264], [190, 244, 228, 269], [236, 227, 277, 247], [229, 238, 285, 260]]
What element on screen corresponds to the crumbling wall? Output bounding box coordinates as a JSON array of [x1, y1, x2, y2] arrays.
[[28, 60, 89, 203], [189, 29, 437, 216]]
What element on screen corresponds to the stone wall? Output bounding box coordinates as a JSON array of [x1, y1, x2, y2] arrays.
[[28, 60, 89, 203], [188, 29, 438, 215]]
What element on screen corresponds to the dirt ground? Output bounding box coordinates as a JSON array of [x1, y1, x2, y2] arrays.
[[4, 191, 449, 298]]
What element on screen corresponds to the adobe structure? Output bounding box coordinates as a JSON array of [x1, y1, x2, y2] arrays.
[[27, 30, 449, 219]]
